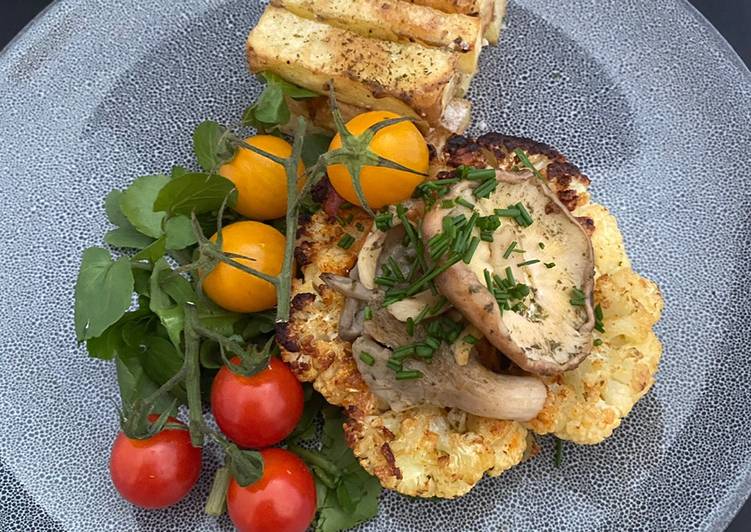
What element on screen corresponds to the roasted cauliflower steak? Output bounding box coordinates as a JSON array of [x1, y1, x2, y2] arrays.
[[278, 133, 664, 497]]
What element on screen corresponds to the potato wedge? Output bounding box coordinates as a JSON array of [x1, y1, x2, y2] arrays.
[[407, 0, 506, 44], [272, 0, 483, 75], [247, 6, 461, 126]]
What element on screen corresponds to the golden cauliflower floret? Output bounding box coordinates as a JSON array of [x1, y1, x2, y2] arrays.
[[278, 209, 379, 414], [575, 203, 631, 276], [344, 406, 528, 498], [526, 267, 664, 444]]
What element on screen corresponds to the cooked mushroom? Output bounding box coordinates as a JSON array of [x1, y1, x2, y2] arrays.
[[352, 335, 547, 421], [423, 169, 596, 375]]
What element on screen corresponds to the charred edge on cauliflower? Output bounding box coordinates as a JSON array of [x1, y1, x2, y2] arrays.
[[443, 133, 592, 214]]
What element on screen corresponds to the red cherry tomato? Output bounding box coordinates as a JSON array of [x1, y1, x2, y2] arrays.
[[211, 357, 304, 448], [109, 417, 202, 509], [227, 448, 317, 532]]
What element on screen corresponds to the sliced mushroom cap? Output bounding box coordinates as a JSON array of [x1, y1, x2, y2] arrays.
[[353, 335, 547, 422], [423, 169, 596, 375]]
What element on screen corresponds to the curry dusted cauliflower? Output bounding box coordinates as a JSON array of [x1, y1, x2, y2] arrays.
[[525, 205, 664, 444], [279, 206, 533, 496], [279, 136, 664, 498], [344, 406, 529, 498]]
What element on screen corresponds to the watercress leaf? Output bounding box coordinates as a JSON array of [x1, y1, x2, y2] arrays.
[[196, 299, 243, 337], [159, 269, 196, 306], [260, 72, 318, 99], [288, 385, 324, 442], [194, 120, 236, 172], [239, 310, 276, 340], [120, 175, 170, 238], [171, 165, 190, 179], [254, 82, 290, 126], [149, 259, 185, 348], [164, 215, 198, 250], [85, 306, 152, 360], [104, 190, 130, 228], [132, 267, 151, 296], [74, 247, 134, 341], [315, 467, 381, 532], [302, 133, 334, 168], [153, 172, 236, 216], [312, 407, 382, 532], [132, 236, 166, 263], [199, 340, 223, 369], [139, 336, 187, 404], [116, 355, 174, 413], [105, 227, 155, 249]]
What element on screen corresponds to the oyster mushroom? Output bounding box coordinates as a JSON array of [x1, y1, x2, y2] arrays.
[[423, 170, 596, 375], [352, 335, 547, 422]]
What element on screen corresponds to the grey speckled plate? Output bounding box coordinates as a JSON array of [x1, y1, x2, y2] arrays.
[[0, 0, 750, 530]]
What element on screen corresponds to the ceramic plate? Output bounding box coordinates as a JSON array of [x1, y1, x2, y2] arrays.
[[1, 0, 750, 530]]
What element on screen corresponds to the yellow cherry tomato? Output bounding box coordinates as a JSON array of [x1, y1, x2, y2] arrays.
[[327, 111, 429, 209], [219, 135, 305, 221], [202, 221, 285, 313]]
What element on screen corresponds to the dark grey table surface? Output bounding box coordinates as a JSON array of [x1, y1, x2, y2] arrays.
[[1, 1, 750, 531]]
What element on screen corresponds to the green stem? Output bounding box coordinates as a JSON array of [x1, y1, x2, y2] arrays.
[[276, 118, 307, 323], [184, 307, 205, 447], [203, 245, 279, 286], [288, 444, 340, 479], [142, 365, 187, 406], [204, 467, 230, 516]]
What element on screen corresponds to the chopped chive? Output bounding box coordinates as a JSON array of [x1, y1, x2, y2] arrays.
[[465, 168, 496, 181], [427, 296, 447, 316], [406, 317, 415, 336], [454, 212, 478, 254], [473, 178, 498, 199], [355, 222, 365, 232], [464, 335, 478, 345], [594, 304, 605, 333], [405, 254, 462, 297], [503, 241, 517, 259], [554, 438, 563, 467], [593, 339, 603, 347], [484, 269, 493, 291], [415, 345, 434, 359], [374, 212, 393, 231], [495, 207, 521, 218], [337, 213, 354, 227], [463, 236, 481, 263], [446, 327, 461, 343], [383, 290, 407, 306], [363, 306, 373, 320], [396, 370, 423, 380], [514, 148, 546, 181], [505, 266, 516, 285], [374, 276, 397, 288], [570, 287, 586, 306], [386, 358, 403, 371], [338, 234, 356, 249], [359, 352, 375, 366], [517, 259, 541, 267], [392, 345, 416, 361], [516, 202, 533, 226], [538, 242, 545, 249], [545, 262, 556, 269], [455, 197, 475, 210], [441, 199, 455, 208], [425, 337, 441, 350], [512, 248, 526, 254], [480, 231, 494, 242], [388, 257, 405, 282]]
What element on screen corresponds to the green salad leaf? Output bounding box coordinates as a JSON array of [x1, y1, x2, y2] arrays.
[[116, 354, 175, 413], [153, 172, 236, 216], [120, 175, 171, 238], [243, 72, 318, 131], [74, 247, 134, 341], [193, 120, 236, 172], [104, 190, 155, 249], [164, 215, 198, 250]]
